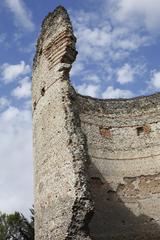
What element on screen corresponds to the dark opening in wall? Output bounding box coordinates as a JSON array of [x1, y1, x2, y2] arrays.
[[41, 87, 45, 96], [137, 126, 144, 136], [136, 124, 151, 136], [39, 47, 42, 56], [33, 101, 37, 110]]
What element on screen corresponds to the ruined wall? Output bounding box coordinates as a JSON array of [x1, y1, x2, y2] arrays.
[[32, 5, 160, 240], [77, 95, 160, 239], [32, 6, 93, 240]]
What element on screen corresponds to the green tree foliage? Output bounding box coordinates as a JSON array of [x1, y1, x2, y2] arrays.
[[0, 208, 34, 240]]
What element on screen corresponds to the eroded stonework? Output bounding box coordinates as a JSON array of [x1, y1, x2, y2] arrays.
[[77, 95, 160, 239], [32, 6, 93, 240], [32, 5, 160, 240]]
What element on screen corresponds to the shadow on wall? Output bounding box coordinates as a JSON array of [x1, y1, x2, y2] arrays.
[[89, 163, 160, 240]]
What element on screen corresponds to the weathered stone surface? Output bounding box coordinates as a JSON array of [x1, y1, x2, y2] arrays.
[[77, 95, 160, 239], [32, 5, 160, 240], [32, 6, 93, 240]]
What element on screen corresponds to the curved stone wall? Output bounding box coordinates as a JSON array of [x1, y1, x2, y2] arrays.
[[77, 93, 160, 239], [33, 5, 160, 240]]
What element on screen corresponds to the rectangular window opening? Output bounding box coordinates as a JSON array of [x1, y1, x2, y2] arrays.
[[137, 126, 144, 136]]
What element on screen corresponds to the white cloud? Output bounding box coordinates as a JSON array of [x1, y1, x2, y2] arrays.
[[114, 0, 160, 32], [73, 10, 112, 62], [70, 0, 160, 99], [102, 86, 134, 98], [71, 62, 84, 76], [76, 83, 100, 98], [5, 0, 35, 31], [75, 24, 111, 62], [24, 100, 32, 110], [12, 77, 31, 99], [72, 5, 153, 64], [150, 70, 160, 89], [117, 63, 135, 84], [0, 97, 10, 109], [1, 61, 31, 83], [78, 27, 111, 48], [71, 4, 153, 76], [85, 74, 100, 83], [0, 106, 33, 216], [111, 27, 151, 51]]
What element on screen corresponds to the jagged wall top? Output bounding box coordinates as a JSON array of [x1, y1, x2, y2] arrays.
[[33, 6, 77, 71], [41, 6, 73, 36]]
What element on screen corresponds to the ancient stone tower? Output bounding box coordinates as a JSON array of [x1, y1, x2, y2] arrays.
[[32, 6, 160, 240]]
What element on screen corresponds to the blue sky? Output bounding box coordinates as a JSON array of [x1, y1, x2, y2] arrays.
[[0, 0, 160, 217]]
